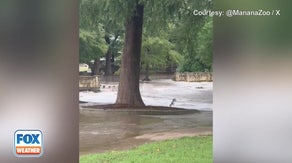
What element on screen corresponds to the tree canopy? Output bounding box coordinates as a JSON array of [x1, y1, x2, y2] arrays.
[[80, 0, 213, 72], [79, 28, 107, 63], [177, 17, 213, 72]]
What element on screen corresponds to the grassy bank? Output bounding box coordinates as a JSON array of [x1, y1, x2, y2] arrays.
[[80, 136, 212, 163]]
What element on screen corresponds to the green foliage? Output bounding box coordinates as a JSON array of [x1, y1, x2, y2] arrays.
[[106, 33, 124, 59], [196, 17, 213, 70], [79, 0, 109, 63], [80, 136, 212, 163], [176, 15, 213, 72], [79, 29, 107, 63], [168, 1, 213, 72], [80, 0, 124, 64], [79, 0, 213, 72], [80, 0, 99, 30], [141, 36, 181, 72]]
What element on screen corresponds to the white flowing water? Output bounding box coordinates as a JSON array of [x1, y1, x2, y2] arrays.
[[79, 79, 212, 111]]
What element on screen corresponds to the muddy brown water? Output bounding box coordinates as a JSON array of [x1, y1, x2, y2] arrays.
[[79, 108, 212, 155]]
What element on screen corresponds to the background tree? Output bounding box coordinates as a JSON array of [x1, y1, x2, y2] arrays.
[[141, 36, 181, 81], [80, 0, 124, 75], [175, 17, 213, 72], [79, 28, 107, 75], [196, 17, 213, 71], [103, 31, 123, 75], [170, 2, 213, 72], [79, 0, 108, 75]]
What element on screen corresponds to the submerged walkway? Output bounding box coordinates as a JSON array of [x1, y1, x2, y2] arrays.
[[80, 108, 212, 155]]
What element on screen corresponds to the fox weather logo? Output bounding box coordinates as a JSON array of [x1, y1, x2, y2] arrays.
[[14, 130, 43, 157]]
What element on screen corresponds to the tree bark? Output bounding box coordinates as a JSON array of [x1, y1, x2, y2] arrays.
[[92, 57, 100, 75], [116, 4, 145, 106], [104, 49, 112, 76]]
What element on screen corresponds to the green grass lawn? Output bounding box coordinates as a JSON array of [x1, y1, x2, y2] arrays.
[[80, 136, 212, 163]]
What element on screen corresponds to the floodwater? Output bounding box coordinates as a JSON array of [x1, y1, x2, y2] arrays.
[[80, 79, 213, 111], [79, 79, 213, 155]]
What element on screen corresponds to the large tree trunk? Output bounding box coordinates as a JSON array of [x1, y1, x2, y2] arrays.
[[104, 49, 112, 76], [116, 4, 145, 106]]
